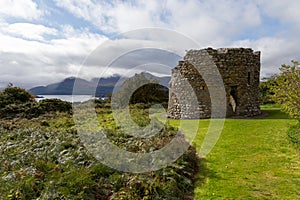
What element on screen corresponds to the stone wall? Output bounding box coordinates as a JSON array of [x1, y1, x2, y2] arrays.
[[167, 48, 261, 119]]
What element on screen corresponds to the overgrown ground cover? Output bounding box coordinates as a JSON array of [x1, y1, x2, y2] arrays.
[[1, 92, 299, 199], [0, 102, 199, 199], [164, 105, 300, 199]]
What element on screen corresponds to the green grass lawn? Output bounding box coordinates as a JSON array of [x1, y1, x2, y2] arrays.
[[162, 106, 300, 199]]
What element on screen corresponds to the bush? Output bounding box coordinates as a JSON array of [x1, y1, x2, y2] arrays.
[[38, 98, 72, 114], [269, 61, 300, 121], [0, 98, 72, 119], [259, 80, 275, 104], [0, 85, 35, 109], [287, 123, 300, 147]]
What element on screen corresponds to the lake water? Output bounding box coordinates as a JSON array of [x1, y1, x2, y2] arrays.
[[35, 95, 95, 103]]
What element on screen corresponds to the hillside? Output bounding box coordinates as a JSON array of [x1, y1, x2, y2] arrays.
[[29, 76, 117, 96], [29, 73, 170, 96]]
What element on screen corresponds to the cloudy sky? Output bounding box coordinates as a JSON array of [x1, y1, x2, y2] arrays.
[[1, 0, 300, 89]]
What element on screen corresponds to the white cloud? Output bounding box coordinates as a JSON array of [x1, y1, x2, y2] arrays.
[[232, 36, 300, 78], [154, 0, 262, 46], [0, 0, 43, 19], [257, 0, 300, 29], [1, 0, 300, 88], [110, 1, 168, 32], [1, 23, 58, 41], [54, 0, 116, 32], [0, 23, 108, 88], [54, 0, 263, 46]]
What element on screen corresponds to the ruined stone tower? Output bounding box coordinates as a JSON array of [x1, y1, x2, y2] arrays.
[[167, 47, 261, 119]]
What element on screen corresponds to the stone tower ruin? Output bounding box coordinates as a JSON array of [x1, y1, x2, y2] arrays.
[[167, 47, 261, 119]]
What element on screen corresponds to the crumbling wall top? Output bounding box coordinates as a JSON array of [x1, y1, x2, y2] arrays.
[[186, 47, 260, 55]]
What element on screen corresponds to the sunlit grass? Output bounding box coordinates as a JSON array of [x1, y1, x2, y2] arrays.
[[42, 104, 299, 199], [154, 106, 299, 199]]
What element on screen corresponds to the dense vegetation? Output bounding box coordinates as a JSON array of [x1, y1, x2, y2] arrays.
[[0, 86, 199, 199], [0, 85, 72, 119], [259, 81, 275, 105], [261, 61, 300, 121], [112, 73, 169, 109], [287, 123, 300, 148], [261, 61, 300, 146], [0, 84, 35, 109]]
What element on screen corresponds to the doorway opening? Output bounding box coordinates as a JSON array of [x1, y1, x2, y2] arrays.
[[229, 86, 238, 113]]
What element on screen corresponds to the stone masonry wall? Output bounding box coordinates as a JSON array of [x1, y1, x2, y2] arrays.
[[167, 48, 261, 119]]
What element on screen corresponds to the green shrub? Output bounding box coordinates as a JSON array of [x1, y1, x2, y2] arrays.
[[0, 86, 70, 119], [269, 61, 300, 121], [287, 123, 300, 147], [38, 98, 72, 114], [0, 98, 72, 119], [259, 80, 275, 104], [0, 102, 42, 119], [0, 85, 35, 109]]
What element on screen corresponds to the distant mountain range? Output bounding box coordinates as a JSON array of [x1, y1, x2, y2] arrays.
[[29, 73, 171, 96]]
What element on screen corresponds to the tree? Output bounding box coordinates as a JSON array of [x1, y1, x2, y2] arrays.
[[112, 72, 168, 108], [270, 60, 300, 121], [259, 78, 275, 104]]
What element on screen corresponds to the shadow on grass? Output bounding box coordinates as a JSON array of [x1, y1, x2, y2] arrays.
[[193, 158, 221, 193], [262, 109, 290, 120], [259, 104, 290, 120]]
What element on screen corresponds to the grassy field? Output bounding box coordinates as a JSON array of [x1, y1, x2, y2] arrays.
[[1, 101, 299, 199], [164, 105, 300, 199]]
